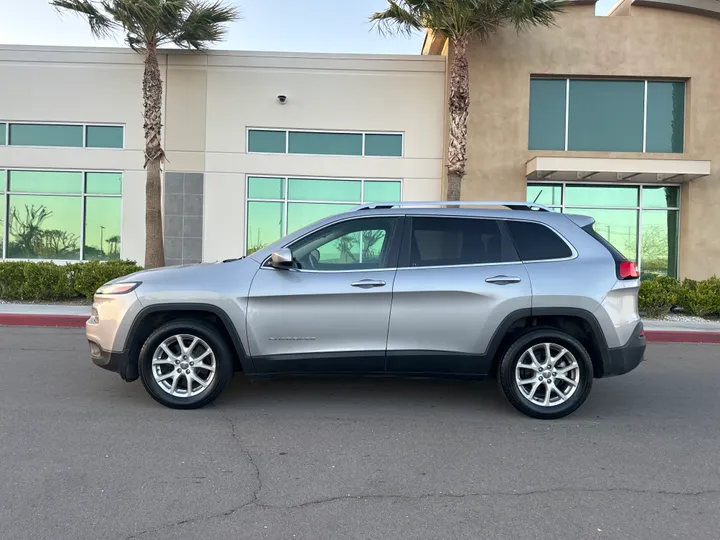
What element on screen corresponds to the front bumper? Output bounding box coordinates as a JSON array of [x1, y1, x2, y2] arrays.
[[88, 340, 133, 381], [602, 321, 646, 377]]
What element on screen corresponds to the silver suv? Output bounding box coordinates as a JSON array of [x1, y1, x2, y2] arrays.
[[86, 201, 646, 419]]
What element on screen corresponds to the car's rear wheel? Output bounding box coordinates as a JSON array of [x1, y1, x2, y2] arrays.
[[498, 329, 593, 419], [138, 319, 234, 409]]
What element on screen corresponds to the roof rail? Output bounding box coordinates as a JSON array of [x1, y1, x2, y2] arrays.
[[354, 201, 551, 212]]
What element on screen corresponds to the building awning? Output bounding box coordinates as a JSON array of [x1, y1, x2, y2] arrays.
[[526, 156, 712, 183]]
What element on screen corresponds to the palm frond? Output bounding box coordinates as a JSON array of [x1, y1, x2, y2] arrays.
[[508, 0, 567, 33], [51, 0, 117, 39], [370, 1, 424, 38], [173, 1, 241, 50]]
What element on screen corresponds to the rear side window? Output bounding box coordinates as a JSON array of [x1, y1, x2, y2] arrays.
[[406, 217, 515, 267], [506, 220, 572, 261]]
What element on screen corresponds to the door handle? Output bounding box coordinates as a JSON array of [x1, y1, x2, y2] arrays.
[[485, 275, 522, 285], [351, 279, 386, 289]]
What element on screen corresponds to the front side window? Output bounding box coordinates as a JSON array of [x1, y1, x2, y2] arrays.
[[529, 78, 685, 153], [405, 217, 514, 268], [288, 217, 398, 271]]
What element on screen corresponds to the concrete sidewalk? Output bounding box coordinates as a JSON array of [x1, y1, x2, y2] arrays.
[[0, 302, 719, 343]]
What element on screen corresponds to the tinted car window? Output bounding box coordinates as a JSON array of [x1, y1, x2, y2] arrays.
[[506, 220, 572, 261], [407, 217, 511, 267], [290, 217, 398, 271]]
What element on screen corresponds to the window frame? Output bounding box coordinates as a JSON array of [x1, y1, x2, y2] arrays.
[[2, 121, 125, 149], [245, 174, 403, 255], [528, 77, 686, 153], [397, 215, 522, 270], [246, 127, 405, 158], [527, 181, 682, 277], [0, 168, 123, 262], [262, 215, 405, 273]]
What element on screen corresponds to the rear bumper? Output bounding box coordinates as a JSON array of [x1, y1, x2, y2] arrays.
[[601, 321, 646, 377], [88, 340, 134, 382]]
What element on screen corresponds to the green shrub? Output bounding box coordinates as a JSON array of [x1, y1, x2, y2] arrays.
[[640, 275, 720, 318], [73, 260, 143, 299], [0, 259, 143, 302], [675, 276, 720, 317], [639, 276, 681, 318], [22, 262, 75, 301]]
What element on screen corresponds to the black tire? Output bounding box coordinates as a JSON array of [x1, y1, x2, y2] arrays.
[[498, 329, 593, 420], [138, 319, 234, 409]]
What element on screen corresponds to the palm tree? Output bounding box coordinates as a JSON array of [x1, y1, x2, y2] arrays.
[[371, 0, 565, 201], [50, 0, 240, 267]]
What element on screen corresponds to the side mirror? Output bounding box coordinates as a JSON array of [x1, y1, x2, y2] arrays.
[[270, 248, 293, 268]]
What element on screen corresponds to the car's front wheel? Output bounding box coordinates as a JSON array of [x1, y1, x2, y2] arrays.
[[498, 329, 593, 419], [138, 319, 234, 409]]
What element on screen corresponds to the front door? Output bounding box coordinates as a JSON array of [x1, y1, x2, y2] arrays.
[[386, 215, 532, 375], [247, 215, 404, 375]]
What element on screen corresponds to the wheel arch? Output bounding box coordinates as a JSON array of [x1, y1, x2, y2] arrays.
[[487, 308, 610, 379], [122, 303, 251, 382]]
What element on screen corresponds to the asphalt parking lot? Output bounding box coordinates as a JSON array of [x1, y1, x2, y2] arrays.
[[1, 326, 719, 540]]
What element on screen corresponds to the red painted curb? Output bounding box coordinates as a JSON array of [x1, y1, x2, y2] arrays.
[[0, 313, 87, 328], [645, 330, 720, 344]]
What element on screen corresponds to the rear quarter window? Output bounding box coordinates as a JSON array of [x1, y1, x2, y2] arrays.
[[505, 220, 573, 261]]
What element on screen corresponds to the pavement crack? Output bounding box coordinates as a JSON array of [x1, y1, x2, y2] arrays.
[[219, 408, 263, 506]]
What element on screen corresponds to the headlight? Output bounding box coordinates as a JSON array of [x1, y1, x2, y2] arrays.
[[96, 282, 142, 295]]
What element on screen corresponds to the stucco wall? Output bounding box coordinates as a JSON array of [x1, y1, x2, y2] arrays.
[[461, 5, 720, 279], [163, 51, 447, 262]]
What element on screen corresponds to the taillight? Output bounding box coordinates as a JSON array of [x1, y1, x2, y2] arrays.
[[618, 261, 639, 280]]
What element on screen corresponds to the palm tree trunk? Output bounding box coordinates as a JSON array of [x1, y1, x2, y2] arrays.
[[446, 36, 470, 202], [143, 44, 166, 268]]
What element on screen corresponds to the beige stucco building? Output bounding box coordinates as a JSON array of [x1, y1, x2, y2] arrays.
[[424, 0, 720, 280], [1, 0, 718, 279]]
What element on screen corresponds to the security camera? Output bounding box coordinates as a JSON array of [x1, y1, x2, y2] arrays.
[[277, 95, 287, 104]]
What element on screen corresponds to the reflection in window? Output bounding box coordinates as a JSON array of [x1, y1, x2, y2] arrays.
[[7, 195, 82, 260], [246, 176, 402, 254], [1, 170, 122, 261], [526, 183, 680, 278], [247, 129, 403, 157], [84, 197, 122, 260]]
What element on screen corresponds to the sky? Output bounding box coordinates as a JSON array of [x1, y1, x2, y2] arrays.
[[0, 0, 617, 55], [0, 0, 425, 54]]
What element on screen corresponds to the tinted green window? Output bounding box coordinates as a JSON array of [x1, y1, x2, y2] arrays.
[[641, 209, 679, 278], [248, 177, 285, 199], [364, 134, 403, 157], [364, 181, 401, 202], [529, 79, 566, 151], [248, 130, 286, 153], [0, 195, 4, 254], [568, 80, 644, 152], [288, 178, 361, 202], [641, 186, 679, 208], [9, 124, 83, 147], [564, 184, 638, 207], [247, 201, 284, 253], [86, 126, 123, 149], [86, 172, 122, 195], [574, 208, 638, 262], [0, 123, 6, 145], [7, 195, 82, 260], [9, 170, 82, 194], [527, 183, 562, 206], [0, 170, 5, 192], [84, 197, 122, 260], [287, 203, 356, 235], [288, 131, 363, 156], [646, 82, 685, 153]]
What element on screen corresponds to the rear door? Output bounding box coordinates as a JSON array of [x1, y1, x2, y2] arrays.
[[386, 215, 532, 375]]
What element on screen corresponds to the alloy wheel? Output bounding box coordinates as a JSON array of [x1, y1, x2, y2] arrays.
[[515, 342, 580, 407], [151, 334, 217, 398]]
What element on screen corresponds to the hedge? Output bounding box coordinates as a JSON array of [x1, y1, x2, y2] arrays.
[[639, 275, 720, 319], [0, 260, 143, 302]]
